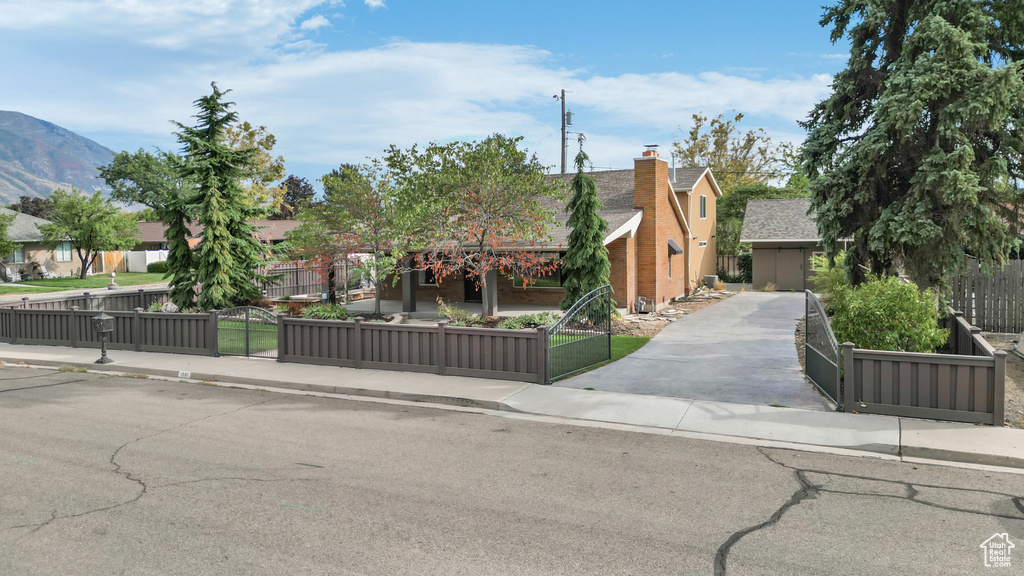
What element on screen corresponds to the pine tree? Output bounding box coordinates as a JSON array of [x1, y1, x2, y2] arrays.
[[801, 0, 1024, 288], [559, 150, 611, 310], [173, 83, 270, 310]]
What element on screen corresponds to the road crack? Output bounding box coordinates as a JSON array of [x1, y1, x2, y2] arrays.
[[4, 395, 279, 536], [714, 447, 1024, 575], [714, 465, 820, 576]]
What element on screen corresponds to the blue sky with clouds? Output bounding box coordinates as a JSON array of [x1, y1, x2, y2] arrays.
[[1, 0, 850, 184]]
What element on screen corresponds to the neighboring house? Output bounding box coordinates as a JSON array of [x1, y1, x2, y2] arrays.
[[133, 220, 302, 250], [0, 207, 78, 279], [739, 198, 847, 291], [381, 146, 721, 313]]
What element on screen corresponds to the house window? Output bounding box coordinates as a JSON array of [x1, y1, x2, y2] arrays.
[[7, 246, 24, 264], [513, 268, 562, 288], [56, 241, 73, 262], [700, 195, 707, 219], [418, 268, 438, 286], [698, 241, 708, 248]]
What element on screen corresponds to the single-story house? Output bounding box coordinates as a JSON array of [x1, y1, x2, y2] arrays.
[[134, 219, 302, 250], [739, 198, 846, 291], [0, 207, 78, 279], [381, 147, 722, 313]]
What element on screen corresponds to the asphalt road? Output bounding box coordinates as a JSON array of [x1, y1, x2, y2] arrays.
[[1, 366, 1023, 575]]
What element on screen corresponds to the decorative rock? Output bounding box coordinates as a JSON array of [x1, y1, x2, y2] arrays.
[[160, 302, 179, 313]]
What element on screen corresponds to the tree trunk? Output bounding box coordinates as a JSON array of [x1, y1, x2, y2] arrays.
[[78, 253, 92, 279]]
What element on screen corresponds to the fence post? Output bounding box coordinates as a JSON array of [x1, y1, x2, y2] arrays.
[[437, 320, 447, 376], [994, 350, 1007, 426], [208, 310, 219, 357], [970, 326, 983, 357], [536, 325, 548, 385], [138, 289, 145, 310], [21, 297, 28, 310], [83, 292, 91, 311], [133, 308, 143, 352], [277, 313, 287, 362], [842, 342, 855, 412], [353, 317, 363, 369], [70, 306, 80, 348], [10, 309, 18, 344]]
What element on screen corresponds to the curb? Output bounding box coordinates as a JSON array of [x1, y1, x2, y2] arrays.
[[0, 355, 502, 411]]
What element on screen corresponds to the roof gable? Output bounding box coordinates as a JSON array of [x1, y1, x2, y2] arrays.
[[740, 198, 820, 242]]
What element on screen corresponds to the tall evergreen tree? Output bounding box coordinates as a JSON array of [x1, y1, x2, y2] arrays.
[[559, 150, 611, 310], [802, 0, 1024, 288], [173, 83, 270, 310]]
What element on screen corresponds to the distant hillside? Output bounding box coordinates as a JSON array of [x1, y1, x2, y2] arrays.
[[0, 111, 114, 204]]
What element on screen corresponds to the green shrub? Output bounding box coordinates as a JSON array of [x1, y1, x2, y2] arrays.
[[809, 251, 851, 315], [303, 303, 348, 320], [496, 311, 561, 330], [147, 261, 168, 274], [147, 301, 162, 312], [737, 252, 753, 283], [437, 297, 482, 326], [830, 275, 947, 353]]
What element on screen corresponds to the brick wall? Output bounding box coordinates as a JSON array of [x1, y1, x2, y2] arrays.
[[608, 236, 637, 312]]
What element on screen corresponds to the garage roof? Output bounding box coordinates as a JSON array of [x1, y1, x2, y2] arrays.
[[739, 198, 821, 243]]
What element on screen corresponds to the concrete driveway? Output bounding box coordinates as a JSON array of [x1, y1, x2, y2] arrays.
[[559, 291, 834, 411]]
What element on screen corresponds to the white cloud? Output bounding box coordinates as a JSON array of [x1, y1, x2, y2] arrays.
[[364, 0, 386, 9], [300, 15, 331, 30], [0, 7, 830, 183]]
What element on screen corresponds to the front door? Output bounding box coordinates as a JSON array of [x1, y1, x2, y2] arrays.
[[464, 271, 482, 303]]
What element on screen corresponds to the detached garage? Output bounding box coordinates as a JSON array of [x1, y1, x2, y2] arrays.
[[740, 198, 836, 291]]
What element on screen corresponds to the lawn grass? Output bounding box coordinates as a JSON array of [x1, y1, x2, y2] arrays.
[[550, 335, 650, 381], [27, 273, 166, 289], [0, 285, 64, 295], [217, 318, 278, 355]]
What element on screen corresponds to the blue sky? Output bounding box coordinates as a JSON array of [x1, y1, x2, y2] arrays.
[[1, 0, 849, 185]]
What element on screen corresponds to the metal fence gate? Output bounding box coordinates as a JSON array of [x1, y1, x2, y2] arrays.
[[217, 307, 278, 359], [547, 285, 612, 383], [804, 290, 840, 406]]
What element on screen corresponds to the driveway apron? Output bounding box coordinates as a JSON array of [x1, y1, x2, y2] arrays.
[[558, 291, 834, 411]]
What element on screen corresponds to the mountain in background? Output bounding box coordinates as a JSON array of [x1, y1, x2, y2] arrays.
[[0, 110, 114, 204]]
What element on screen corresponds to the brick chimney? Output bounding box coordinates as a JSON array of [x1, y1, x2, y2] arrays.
[[634, 145, 670, 306]]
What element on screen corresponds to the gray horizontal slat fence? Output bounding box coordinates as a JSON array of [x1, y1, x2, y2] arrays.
[[11, 309, 74, 346], [70, 309, 136, 350], [952, 257, 1024, 333], [279, 317, 357, 367], [841, 309, 1006, 424], [2, 289, 546, 384], [139, 312, 215, 355], [278, 317, 545, 383], [0, 288, 170, 312], [445, 325, 543, 382]]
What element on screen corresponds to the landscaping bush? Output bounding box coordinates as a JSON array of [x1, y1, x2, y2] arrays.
[[496, 311, 561, 330], [737, 252, 753, 283], [147, 261, 168, 274], [302, 303, 348, 320], [808, 251, 850, 314], [830, 275, 947, 353], [437, 297, 482, 327]]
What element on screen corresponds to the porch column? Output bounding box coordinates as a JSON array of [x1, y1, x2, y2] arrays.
[[401, 269, 418, 313], [481, 269, 498, 317]]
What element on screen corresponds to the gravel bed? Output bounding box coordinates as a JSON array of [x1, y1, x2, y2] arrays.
[[612, 290, 733, 337]]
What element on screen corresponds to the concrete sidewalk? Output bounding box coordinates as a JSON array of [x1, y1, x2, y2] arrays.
[[1, 343, 1022, 470]]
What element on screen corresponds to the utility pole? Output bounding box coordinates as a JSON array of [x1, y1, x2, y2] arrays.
[[554, 89, 568, 173]]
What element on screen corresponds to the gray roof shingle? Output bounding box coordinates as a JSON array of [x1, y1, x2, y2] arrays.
[[739, 198, 820, 242], [543, 169, 641, 248], [0, 207, 50, 242]]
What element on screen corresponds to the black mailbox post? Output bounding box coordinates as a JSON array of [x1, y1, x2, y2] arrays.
[[92, 312, 115, 364]]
